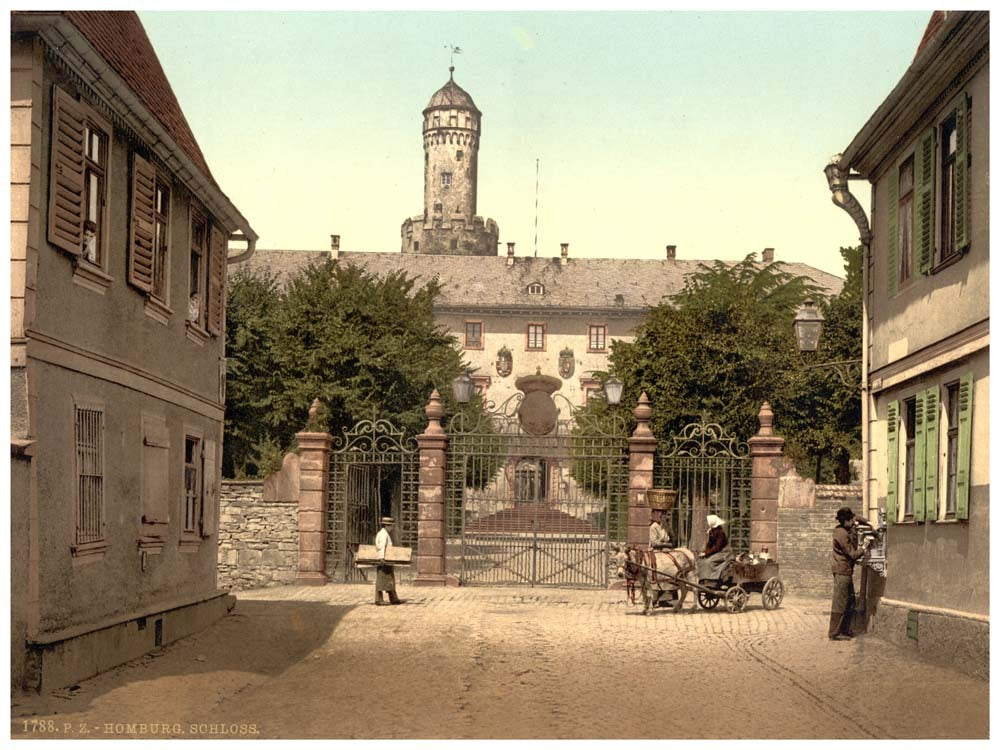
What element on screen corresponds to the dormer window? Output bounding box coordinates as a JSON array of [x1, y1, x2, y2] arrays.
[[527, 283, 544, 296]]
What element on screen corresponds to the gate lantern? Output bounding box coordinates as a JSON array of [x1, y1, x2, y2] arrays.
[[604, 376, 624, 405], [452, 370, 475, 404]]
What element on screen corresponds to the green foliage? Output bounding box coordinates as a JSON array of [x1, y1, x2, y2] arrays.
[[572, 252, 861, 481], [224, 259, 465, 478]]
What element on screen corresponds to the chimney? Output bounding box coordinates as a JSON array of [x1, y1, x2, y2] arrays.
[[560, 243, 569, 265], [666, 245, 676, 260], [506, 241, 515, 266], [330, 234, 340, 260], [762, 247, 774, 263]]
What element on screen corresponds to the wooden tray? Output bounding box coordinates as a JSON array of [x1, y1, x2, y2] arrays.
[[355, 544, 412, 566]]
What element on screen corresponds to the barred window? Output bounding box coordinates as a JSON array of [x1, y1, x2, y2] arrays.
[[441, 172, 452, 187], [945, 382, 960, 517], [74, 406, 105, 545], [184, 436, 202, 534]]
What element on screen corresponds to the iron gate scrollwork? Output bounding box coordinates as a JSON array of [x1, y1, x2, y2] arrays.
[[327, 418, 419, 581], [445, 394, 629, 588], [654, 422, 751, 555]]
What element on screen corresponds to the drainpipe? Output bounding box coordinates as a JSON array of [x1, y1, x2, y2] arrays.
[[825, 155, 872, 522]]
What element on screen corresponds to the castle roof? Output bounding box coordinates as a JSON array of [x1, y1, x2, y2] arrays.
[[232, 250, 843, 314], [424, 68, 480, 114]]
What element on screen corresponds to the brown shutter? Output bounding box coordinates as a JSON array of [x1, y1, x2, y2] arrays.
[[207, 224, 227, 336], [128, 153, 156, 292], [141, 414, 170, 527], [200, 437, 217, 537], [47, 86, 86, 256]]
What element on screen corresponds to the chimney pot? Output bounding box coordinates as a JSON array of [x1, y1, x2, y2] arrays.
[[666, 245, 676, 260], [330, 234, 340, 259], [506, 241, 515, 266], [763, 247, 774, 263], [560, 243, 569, 265]]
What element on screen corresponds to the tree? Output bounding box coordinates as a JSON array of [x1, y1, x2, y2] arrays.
[[605, 255, 822, 443], [223, 259, 466, 477]]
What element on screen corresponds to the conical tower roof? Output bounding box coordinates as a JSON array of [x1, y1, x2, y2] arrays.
[[424, 67, 480, 114]]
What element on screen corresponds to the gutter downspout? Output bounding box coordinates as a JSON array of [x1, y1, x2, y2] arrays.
[[825, 155, 873, 523]]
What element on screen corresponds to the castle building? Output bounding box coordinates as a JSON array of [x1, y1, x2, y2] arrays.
[[400, 67, 499, 256], [237, 69, 841, 415]]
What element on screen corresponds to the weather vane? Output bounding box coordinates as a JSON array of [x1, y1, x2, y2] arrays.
[[444, 44, 463, 71]]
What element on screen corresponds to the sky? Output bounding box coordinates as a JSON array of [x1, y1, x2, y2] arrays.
[[137, 9, 933, 277]]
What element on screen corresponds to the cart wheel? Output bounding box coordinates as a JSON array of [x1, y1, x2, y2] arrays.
[[762, 577, 785, 610], [725, 585, 748, 613], [697, 589, 720, 610]]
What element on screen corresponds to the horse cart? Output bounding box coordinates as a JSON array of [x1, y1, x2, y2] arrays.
[[693, 556, 785, 613]]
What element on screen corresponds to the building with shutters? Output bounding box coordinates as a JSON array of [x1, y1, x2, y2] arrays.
[[10, 11, 257, 691], [826, 10, 988, 677]]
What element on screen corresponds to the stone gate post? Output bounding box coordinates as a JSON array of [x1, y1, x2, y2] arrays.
[[627, 392, 656, 548], [414, 390, 448, 587], [295, 399, 332, 585], [748, 401, 785, 555]]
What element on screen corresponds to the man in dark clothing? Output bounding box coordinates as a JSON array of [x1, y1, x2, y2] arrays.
[[830, 506, 868, 640]]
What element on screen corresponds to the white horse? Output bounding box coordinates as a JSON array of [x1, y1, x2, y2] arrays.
[[611, 544, 699, 615]]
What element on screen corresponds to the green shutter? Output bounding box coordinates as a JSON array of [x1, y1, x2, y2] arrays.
[[886, 400, 899, 524], [886, 167, 899, 296], [923, 386, 940, 521], [953, 94, 969, 253], [955, 372, 974, 520], [913, 391, 926, 521], [916, 127, 936, 274]]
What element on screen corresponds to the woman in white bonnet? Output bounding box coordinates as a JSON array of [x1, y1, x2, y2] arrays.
[[696, 514, 734, 582]]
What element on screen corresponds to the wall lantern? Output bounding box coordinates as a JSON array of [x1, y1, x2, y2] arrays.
[[793, 300, 825, 353], [452, 371, 475, 404], [604, 376, 624, 406]]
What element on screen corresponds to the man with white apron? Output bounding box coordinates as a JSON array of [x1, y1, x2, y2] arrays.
[[374, 517, 401, 606]]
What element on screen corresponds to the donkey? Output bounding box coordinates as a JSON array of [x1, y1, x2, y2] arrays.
[[611, 544, 698, 615]]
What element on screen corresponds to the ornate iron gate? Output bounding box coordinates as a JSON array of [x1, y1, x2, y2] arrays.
[[327, 418, 418, 581], [654, 422, 752, 554], [445, 396, 629, 587]]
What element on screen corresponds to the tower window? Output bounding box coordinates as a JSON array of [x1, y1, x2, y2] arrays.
[[441, 172, 452, 187], [434, 202, 443, 213], [449, 115, 458, 126], [433, 115, 440, 127], [456, 150, 464, 161], [466, 117, 471, 128]]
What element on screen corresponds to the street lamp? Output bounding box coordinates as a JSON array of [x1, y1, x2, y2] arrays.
[[604, 376, 624, 406], [452, 370, 475, 404], [792, 300, 825, 353], [793, 301, 861, 388]]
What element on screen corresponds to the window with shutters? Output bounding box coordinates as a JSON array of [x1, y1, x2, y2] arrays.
[[527, 323, 545, 351], [152, 180, 171, 302], [902, 397, 916, 519], [187, 207, 209, 341], [73, 402, 106, 558], [141, 414, 170, 536], [897, 156, 914, 287], [932, 94, 970, 271], [48, 86, 113, 292], [944, 381, 960, 518], [182, 435, 202, 540]]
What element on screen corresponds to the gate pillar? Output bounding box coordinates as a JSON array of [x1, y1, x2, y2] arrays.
[[295, 399, 332, 585], [748, 401, 784, 555], [627, 392, 656, 548], [414, 390, 449, 587]]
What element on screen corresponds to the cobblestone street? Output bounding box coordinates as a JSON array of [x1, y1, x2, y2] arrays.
[[11, 585, 989, 740]]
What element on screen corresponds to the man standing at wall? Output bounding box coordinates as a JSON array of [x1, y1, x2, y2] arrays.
[[830, 507, 868, 640], [375, 518, 402, 606]]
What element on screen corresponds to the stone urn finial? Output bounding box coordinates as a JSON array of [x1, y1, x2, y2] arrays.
[[632, 392, 654, 439], [757, 401, 774, 436], [423, 389, 445, 436], [308, 398, 321, 420]]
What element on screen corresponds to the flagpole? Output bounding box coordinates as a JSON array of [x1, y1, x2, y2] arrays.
[[534, 158, 539, 258]]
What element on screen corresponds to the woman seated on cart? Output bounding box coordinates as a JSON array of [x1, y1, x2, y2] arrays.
[[696, 514, 734, 583]]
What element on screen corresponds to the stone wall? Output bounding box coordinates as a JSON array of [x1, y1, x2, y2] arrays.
[[218, 480, 298, 591], [777, 477, 863, 598]]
